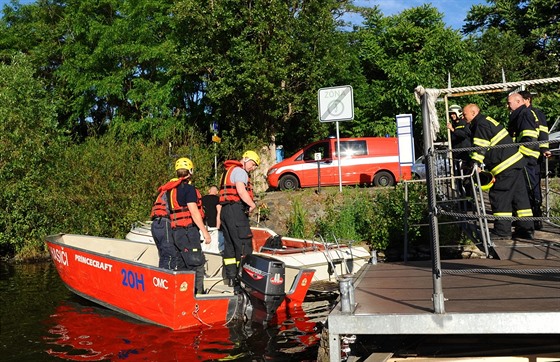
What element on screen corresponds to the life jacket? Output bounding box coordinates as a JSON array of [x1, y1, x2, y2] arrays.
[[219, 160, 253, 204], [154, 177, 204, 228], [150, 191, 170, 219]]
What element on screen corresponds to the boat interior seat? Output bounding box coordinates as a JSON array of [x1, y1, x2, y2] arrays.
[[133, 245, 159, 266]]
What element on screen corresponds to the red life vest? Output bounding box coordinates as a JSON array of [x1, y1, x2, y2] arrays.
[[153, 177, 204, 228], [219, 160, 253, 204]]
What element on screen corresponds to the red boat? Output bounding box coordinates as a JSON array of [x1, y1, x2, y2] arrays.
[[46, 233, 315, 330]]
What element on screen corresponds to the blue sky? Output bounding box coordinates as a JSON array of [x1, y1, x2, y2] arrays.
[[354, 0, 487, 29], [1, 0, 486, 30]]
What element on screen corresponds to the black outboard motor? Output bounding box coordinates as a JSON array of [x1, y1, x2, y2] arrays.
[[240, 254, 286, 324]]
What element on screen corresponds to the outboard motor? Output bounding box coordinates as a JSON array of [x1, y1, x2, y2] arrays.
[[240, 254, 286, 324]]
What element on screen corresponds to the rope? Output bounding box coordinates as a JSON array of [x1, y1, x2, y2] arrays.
[[415, 77, 560, 142], [444, 268, 560, 275], [414, 86, 442, 142], [192, 303, 212, 327], [438, 77, 560, 95], [438, 209, 560, 222], [431, 138, 560, 155]]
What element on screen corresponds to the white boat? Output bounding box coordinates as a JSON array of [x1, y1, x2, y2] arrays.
[[126, 221, 373, 291]]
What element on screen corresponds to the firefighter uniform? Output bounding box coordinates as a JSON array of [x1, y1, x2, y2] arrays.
[[470, 112, 533, 238], [531, 106, 549, 229], [509, 105, 542, 230]]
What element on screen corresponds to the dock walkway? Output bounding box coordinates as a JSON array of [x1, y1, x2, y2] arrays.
[[327, 252, 560, 361]]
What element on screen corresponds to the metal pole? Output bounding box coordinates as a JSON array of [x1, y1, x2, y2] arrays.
[[317, 160, 321, 194], [214, 141, 218, 183], [336, 121, 342, 192], [421, 93, 445, 314], [404, 182, 409, 263]]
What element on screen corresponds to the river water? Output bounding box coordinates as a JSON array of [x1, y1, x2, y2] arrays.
[[1, 261, 334, 362]]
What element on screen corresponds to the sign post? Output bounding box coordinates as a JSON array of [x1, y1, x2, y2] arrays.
[[210, 121, 220, 182], [318, 85, 354, 192], [314, 152, 322, 193]]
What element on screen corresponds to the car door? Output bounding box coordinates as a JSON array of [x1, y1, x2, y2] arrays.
[[299, 141, 335, 187], [334, 140, 369, 185]]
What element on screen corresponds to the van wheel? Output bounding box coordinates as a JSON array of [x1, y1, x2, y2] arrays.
[[373, 171, 394, 187], [279, 175, 299, 190]]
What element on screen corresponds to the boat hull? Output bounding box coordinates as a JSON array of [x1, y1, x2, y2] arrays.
[[46, 234, 314, 330]]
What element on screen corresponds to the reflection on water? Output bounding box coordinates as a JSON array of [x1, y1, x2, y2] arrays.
[[1, 261, 333, 361], [43, 300, 329, 361]]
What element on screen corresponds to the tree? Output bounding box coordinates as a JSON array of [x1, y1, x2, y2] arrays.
[[464, 0, 560, 78], [171, 0, 358, 151], [350, 5, 483, 140], [463, 0, 560, 125], [0, 53, 64, 255]]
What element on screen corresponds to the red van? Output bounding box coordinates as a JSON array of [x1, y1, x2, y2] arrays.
[[266, 137, 412, 190]]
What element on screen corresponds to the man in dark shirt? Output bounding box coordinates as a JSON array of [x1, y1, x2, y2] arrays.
[[201, 185, 222, 253]]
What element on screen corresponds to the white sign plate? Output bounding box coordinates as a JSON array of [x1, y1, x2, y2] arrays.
[[318, 85, 354, 122]]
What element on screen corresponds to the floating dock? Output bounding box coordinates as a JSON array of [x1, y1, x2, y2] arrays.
[[327, 234, 560, 362]]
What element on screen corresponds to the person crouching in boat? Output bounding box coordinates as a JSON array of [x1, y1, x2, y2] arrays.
[[151, 157, 211, 294]]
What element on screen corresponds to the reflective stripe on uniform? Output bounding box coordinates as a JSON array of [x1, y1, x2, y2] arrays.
[[473, 137, 490, 148], [490, 128, 509, 146], [517, 129, 538, 139], [471, 152, 485, 163], [517, 209, 533, 217], [224, 258, 237, 266], [490, 151, 523, 176], [519, 145, 541, 159]]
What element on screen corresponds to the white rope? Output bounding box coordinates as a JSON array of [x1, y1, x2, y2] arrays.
[[415, 76, 560, 143], [414, 86, 442, 142], [438, 76, 560, 95]]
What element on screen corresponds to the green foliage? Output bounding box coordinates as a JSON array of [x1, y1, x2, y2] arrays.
[[314, 185, 429, 252], [286, 198, 308, 239], [350, 4, 483, 144], [0, 53, 63, 255], [1, 0, 559, 259]]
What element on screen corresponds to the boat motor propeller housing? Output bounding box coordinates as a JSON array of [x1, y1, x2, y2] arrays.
[[240, 254, 286, 324]]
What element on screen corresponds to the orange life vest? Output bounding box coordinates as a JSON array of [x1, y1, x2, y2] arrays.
[[150, 190, 169, 219], [219, 160, 253, 204], [153, 177, 204, 228]]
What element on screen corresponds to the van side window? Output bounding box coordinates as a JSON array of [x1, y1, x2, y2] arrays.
[[335, 141, 367, 157], [303, 141, 330, 161]]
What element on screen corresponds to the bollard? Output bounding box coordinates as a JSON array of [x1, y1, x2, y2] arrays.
[[347, 277, 355, 309], [339, 278, 351, 313], [370, 249, 377, 265]]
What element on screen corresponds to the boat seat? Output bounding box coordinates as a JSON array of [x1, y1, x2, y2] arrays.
[[134, 245, 159, 266]]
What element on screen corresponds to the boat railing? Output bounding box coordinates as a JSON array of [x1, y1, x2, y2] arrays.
[[259, 245, 317, 254]]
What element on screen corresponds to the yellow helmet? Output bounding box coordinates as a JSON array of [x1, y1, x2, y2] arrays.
[[475, 170, 495, 191], [174, 157, 194, 173], [242, 150, 260, 166]]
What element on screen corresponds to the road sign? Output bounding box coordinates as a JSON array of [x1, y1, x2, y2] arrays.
[[318, 85, 354, 122], [210, 121, 219, 133], [212, 135, 221, 143]]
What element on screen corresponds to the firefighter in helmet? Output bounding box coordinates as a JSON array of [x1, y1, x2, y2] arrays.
[[218, 150, 260, 290], [151, 158, 211, 293]]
